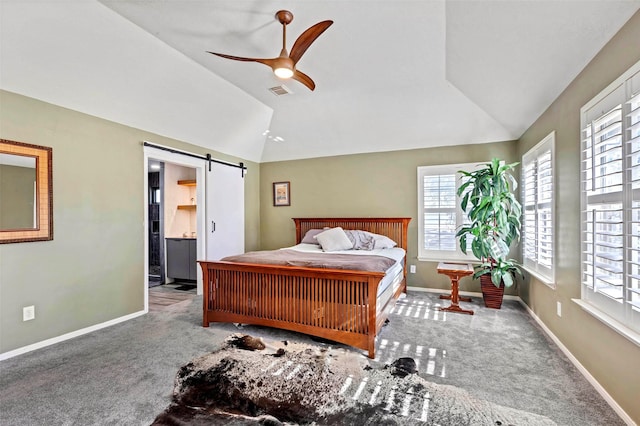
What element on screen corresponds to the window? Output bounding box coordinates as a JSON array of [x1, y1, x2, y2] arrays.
[[417, 163, 478, 261], [522, 132, 555, 284], [580, 60, 640, 335]]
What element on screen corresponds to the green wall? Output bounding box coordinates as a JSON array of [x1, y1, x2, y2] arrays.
[[0, 90, 261, 354], [260, 140, 518, 294], [517, 10, 640, 423]]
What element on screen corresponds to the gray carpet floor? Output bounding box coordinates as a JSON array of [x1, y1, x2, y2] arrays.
[[0, 291, 624, 425]]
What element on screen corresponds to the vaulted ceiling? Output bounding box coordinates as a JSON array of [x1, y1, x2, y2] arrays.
[[1, 1, 638, 163]]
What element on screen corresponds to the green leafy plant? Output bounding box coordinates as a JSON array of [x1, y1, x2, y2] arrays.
[[455, 158, 523, 287]]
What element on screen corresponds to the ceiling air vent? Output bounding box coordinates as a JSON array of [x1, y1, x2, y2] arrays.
[[269, 85, 292, 96]]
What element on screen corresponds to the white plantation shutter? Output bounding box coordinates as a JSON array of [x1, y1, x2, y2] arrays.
[[627, 79, 640, 313], [580, 62, 640, 333], [422, 174, 457, 252], [417, 163, 476, 261], [522, 132, 554, 283]]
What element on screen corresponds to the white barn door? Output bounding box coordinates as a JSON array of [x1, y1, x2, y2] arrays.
[[205, 161, 244, 260]]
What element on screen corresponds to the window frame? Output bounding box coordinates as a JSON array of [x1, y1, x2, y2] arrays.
[[417, 162, 481, 262], [521, 131, 556, 286]]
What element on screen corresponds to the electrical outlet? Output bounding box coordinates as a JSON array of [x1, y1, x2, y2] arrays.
[[23, 305, 35, 321], [410, 265, 416, 274], [556, 301, 562, 317]]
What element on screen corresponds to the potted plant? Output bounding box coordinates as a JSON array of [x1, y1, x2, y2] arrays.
[[455, 158, 523, 309]]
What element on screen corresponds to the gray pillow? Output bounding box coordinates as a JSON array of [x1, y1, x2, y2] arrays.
[[363, 231, 397, 249], [315, 227, 353, 252], [301, 228, 325, 244], [344, 230, 375, 250]]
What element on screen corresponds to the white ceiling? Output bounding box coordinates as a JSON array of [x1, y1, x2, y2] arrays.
[[1, 1, 638, 163]]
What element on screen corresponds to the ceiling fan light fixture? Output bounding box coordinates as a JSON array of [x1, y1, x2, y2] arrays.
[[274, 67, 294, 79], [273, 56, 294, 79]]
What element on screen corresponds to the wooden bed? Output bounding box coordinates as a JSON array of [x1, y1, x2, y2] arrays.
[[199, 217, 411, 358]]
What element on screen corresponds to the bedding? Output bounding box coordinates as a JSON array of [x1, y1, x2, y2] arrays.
[[221, 248, 396, 272]]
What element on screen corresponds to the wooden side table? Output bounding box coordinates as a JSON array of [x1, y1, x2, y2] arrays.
[[436, 262, 475, 315]]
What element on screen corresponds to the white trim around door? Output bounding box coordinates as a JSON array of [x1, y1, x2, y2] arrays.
[[143, 144, 207, 312]]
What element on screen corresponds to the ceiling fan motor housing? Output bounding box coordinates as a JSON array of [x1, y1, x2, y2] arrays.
[[276, 10, 294, 25]]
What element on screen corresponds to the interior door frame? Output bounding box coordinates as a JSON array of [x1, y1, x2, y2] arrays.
[[143, 144, 206, 312]]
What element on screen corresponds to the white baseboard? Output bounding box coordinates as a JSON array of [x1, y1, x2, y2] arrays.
[[0, 310, 147, 362], [407, 286, 634, 424], [406, 285, 520, 301]]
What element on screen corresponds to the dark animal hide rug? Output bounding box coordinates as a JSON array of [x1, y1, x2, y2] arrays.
[[152, 334, 556, 425]]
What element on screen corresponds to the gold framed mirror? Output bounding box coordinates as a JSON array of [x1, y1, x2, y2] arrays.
[[0, 139, 53, 243]]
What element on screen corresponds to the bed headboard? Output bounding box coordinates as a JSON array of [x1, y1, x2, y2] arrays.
[[293, 218, 411, 251]]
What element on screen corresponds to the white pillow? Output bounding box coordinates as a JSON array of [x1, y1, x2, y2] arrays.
[[315, 227, 353, 252]]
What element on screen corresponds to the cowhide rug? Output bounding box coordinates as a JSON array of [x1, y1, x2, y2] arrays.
[[152, 334, 556, 425]]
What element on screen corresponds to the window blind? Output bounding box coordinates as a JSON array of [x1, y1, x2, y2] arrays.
[[417, 163, 476, 261], [580, 64, 640, 333], [627, 85, 640, 312], [422, 174, 457, 251], [522, 132, 554, 282]]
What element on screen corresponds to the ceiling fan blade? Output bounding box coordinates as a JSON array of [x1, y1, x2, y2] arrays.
[[292, 69, 316, 91], [207, 51, 276, 68], [289, 20, 333, 64]]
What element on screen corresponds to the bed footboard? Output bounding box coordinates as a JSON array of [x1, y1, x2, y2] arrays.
[[200, 261, 404, 358]]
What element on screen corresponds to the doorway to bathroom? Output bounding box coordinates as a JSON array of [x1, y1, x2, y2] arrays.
[[148, 160, 164, 287]]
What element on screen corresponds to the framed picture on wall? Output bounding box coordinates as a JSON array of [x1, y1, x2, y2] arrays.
[[273, 181, 291, 206]]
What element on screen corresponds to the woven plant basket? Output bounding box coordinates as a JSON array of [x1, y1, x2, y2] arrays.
[[480, 274, 505, 309]]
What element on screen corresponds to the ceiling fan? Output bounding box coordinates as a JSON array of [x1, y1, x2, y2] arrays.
[[207, 10, 333, 91]]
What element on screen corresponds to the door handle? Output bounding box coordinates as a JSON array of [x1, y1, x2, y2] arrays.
[[211, 221, 216, 233]]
